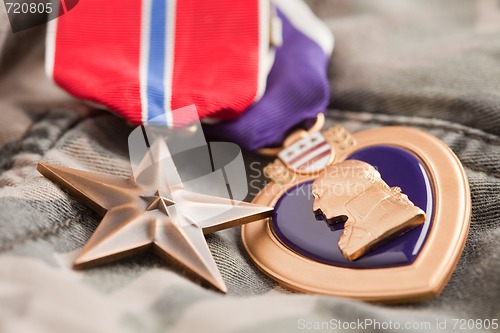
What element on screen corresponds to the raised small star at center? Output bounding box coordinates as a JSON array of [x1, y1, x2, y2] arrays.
[[140, 190, 175, 215]]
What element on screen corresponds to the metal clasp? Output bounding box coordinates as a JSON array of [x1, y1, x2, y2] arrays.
[[257, 113, 325, 156]]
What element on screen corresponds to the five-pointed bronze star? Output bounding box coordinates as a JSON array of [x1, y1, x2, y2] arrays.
[[37, 139, 273, 292]]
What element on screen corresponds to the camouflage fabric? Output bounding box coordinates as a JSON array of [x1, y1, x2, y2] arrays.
[[1, 1, 500, 332]]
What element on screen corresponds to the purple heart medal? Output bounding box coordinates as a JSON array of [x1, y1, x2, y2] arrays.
[[242, 125, 471, 303]]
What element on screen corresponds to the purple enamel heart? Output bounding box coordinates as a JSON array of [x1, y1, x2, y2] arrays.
[[271, 145, 433, 268]]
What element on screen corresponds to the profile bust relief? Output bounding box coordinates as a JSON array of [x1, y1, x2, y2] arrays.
[[312, 160, 426, 261]]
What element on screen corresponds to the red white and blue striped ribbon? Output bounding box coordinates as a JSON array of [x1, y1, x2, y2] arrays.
[[46, 0, 273, 126]]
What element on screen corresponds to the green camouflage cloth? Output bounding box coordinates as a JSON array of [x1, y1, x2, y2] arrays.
[[1, 1, 499, 332]]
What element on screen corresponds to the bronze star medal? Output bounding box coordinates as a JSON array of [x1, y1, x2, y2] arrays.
[[38, 139, 272, 292]]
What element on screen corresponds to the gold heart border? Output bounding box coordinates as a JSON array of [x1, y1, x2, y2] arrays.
[[242, 127, 471, 303]]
